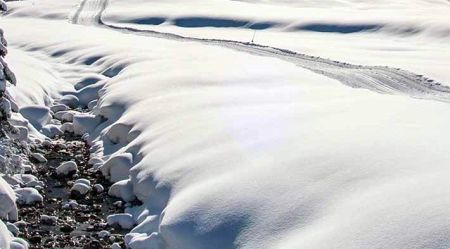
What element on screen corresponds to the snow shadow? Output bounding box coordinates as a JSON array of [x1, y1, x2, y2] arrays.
[[173, 17, 278, 30], [123, 16, 279, 30], [292, 23, 383, 33], [160, 214, 250, 249], [127, 17, 166, 25], [173, 17, 249, 28]]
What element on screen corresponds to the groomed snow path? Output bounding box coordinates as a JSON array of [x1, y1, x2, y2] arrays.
[[71, 0, 450, 102]]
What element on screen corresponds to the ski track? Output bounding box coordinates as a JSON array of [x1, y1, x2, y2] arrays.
[[69, 0, 450, 103]]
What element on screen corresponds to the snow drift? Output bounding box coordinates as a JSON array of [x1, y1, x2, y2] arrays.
[[1, 0, 450, 249]]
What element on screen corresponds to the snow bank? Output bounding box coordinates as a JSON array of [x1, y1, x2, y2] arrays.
[[2, 3, 450, 249], [0, 220, 12, 249], [0, 177, 18, 221], [6, 48, 73, 107]]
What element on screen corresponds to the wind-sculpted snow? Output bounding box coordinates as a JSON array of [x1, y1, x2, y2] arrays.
[[71, 0, 450, 103], [2, 0, 450, 249], [4, 10, 450, 249]]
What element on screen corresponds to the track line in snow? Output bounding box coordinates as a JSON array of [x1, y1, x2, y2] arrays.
[[70, 0, 450, 103]]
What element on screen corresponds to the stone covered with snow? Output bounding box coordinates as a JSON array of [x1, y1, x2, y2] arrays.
[[14, 187, 43, 205], [107, 213, 135, 229], [56, 161, 78, 176]]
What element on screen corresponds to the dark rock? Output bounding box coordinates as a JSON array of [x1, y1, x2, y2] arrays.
[[60, 224, 74, 233], [29, 235, 42, 244], [75, 215, 89, 223], [83, 239, 102, 249], [70, 190, 85, 199]]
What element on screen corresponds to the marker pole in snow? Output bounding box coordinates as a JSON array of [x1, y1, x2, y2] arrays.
[[251, 30, 256, 43]]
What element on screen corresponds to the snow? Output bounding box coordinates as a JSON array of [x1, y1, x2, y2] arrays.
[[108, 179, 135, 202], [128, 232, 165, 249], [99, 153, 133, 183], [107, 213, 135, 229], [40, 215, 58, 226], [71, 182, 92, 196], [93, 183, 104, 193], [14, 187, 43, 205], [59, 94, 79, 109], [0, 220, 12, 249], [49, 104, 69, 113], [10, 239, 29, 249], [60, 122, 74, 133], [72, 113, 101, 135], [30, 153, 47, 164], [130, 215, 159, 236], [0, 177, 18, 221], [1, 0, 450, 249], [75, 178, 91, 186], [61, 111, 77, 122], [98, 230, 111, 238], [0, 98, 11, 118], [18, 106, 51, 130], [6, 222, 19, 236], [110, 242, 121, 249], [40, 124, 63, 138], [56, 161, 78, 176], [62, 200, 79, 210]]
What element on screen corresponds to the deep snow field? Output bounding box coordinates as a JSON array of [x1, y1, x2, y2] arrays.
[[1, 0, 450, 249]]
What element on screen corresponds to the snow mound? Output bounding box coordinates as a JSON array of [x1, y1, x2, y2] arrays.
[[56, 161, 78, 176], [107, 213, 135, 229], [108, 179, 135, 202], [2, 4, 450, 249], [99, 153, 133, 182], [14, 187, 43, 205], [18, 106, 51, 130], [0, 177, 18, 221]]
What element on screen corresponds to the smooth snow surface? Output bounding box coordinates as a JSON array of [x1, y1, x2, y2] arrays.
[[1, 0, 450, 249]]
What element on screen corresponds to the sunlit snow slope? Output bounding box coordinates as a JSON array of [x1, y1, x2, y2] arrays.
[[2, 0, 450, 249]]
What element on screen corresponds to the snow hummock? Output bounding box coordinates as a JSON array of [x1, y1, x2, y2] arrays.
[[108, 179, 135, 202], [99, 153, 133, 183], [6, 222, 19, 236], [0, 177, 18, 221], [30, 153, 47, 164], [56, 161, 78, 176], [18, 106, 51, 130], [107, 213, 135, 229], [40, 215, 58, 226], [71, 183, 91, 197], [111, 242, 122, 249], [14, 187, 43, 205], [50, 104, 69, 113], [98, 230, 111, 238], [93, 183, 104, 193], [0, 220, 12, 249]]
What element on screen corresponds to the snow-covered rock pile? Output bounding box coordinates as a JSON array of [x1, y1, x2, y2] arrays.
[[0, 3, 36, 248]]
